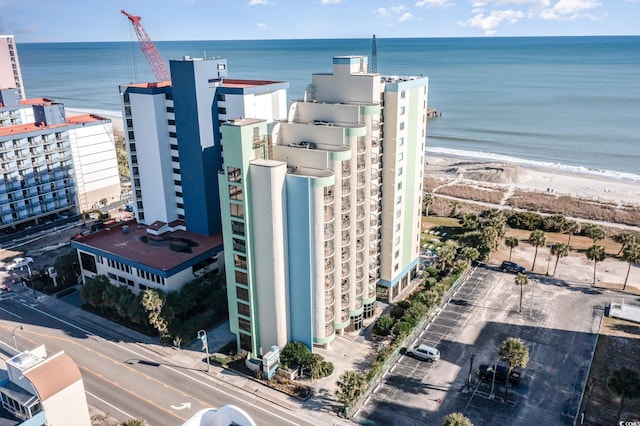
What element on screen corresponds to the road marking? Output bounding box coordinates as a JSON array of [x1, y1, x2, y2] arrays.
[[21, 303, 301, 426], [0, 307, 21, 318], [171, 402, 192, 411], [86, 390, 135, 419]]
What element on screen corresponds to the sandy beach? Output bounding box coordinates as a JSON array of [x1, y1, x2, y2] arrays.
[[425, 153, 640, 208]]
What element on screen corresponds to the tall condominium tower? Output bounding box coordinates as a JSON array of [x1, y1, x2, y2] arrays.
[[120, 57, 288, 236], [220, 56, 428, 357], [0, 35, 25, 100]]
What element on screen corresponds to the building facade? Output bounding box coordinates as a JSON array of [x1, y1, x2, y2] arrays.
[[0, 95, 120, 232], [220, 56, 428, 357], [0, 35, 25, 100]]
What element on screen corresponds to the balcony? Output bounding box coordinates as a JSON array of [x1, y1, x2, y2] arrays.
[[356, 206, 365, 220], [355, 269, 365, 284], [341, 263, 351, 278], [368, 288, 376, 299], [342, 162, 351, 177], [370, 202, 379, 213], [355, 253, 365, 267], [325, 324, 335, 336], [324, 189, 335, 205], [355, 223, 365, 238], [370, 188, 380, 199], [372, 137, 380, 148], [325, 309, 335, 323], [325, 240, 335, 258], [341, 294, 350, 309], [357, 175, 366, 188], [357, 139, 366, 154], [325, 274, 335, 291], [341, 247, 351, 263], [341, 230, 350, 246], [355, 299, 364, 310], [341, 182, 351, 195], [341, 311, 350, 323], [325, 292, 335, 306], [341, 279, 350, 294], [324, 206, 335, 223], [357, 155, 366, 171], [324, 223, 335, 240], [371, 156, 379, 165], [342, 200, 351, 215], [325, 258, 335, 274]]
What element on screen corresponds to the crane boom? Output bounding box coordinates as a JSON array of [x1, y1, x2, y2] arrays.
[[121, 9, 170, 82]]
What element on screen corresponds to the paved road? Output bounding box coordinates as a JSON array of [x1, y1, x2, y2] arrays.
[[355, 265, 612, 426], [0, 288, 325, 426]]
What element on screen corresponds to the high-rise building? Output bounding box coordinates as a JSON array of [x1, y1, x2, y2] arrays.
[[119, 57, 288, 236], [0, 94, 120, 232], [0, 35, 25, 100], [220, 56, 428, 356]]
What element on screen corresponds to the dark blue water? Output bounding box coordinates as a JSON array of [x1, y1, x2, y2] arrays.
[[17, 36, 640, 178]]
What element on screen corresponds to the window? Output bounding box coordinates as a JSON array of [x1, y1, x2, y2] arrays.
[[398, 152, 404, 161], [217, 93, 226, 102], [394, 236, 400, 246], [396, 210, 401, 218], [219, 107, 227, 115], [239, 332, 252, 352], [171, 157, 179, 164], [236, 286, 249, 301], [165, 93, 173, 101], [400, 91, 406, 99], [168, 119, 176, 125], [170, 144, 178, 151], [169, 131, 177, 138], [238, 302, 250, 315], [166, 106, 174, 113], [400, 106, 405, 115], [173, 168, 180, 174], [397, 182, 403, 190], [231, 221, 245, 236], [233, 237, 246, 253], [396, 196, 402, 204], [399, 137, 404, 146], [238, 318, 251, 332], [228, 167, 242, 182], [395, 250, 400, 258], [230, 203, 244, 218], [398, 167, 403, 176], [229, 185, 243, 200], [234, 254, 247, 269], [399, 122, 405, 130], [80, 252, 97, 273]]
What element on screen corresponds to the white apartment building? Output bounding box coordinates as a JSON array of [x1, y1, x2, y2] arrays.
[[220, 56, 428, 356], [0, 35, 25, 100]]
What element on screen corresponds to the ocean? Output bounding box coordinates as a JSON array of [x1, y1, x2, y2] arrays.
[[16, 36, 640, 180]]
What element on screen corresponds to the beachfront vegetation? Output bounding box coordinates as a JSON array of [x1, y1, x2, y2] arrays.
[[622, 242, 640, 290], [440, 412, 474, 426], [498, 337, 529, 399], [550, 243, 570, 276], [504, 236, 519, 261], [528, 230, 547, 271], [586, 244, 606, 285], [514, 273, 529, 314]]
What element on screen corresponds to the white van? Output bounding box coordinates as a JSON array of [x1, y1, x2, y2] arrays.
[[407, 344, 440, 362]]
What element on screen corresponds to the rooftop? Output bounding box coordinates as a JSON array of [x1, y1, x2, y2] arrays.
[[0, 113, 109, 137], [72, 220, 223, 272]]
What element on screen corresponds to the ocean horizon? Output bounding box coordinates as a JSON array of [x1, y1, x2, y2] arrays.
[[16, 36, 640, 180]]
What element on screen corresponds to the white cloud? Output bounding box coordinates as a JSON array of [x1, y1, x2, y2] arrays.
[[415, 0, 455, 8], [459, 9, 524, 35], [321, 0, 343, 4], [539, 0, 601, 19], [248, 0, 272, 5], [376, 7, 391, 17], [399, 12, 416, 21], [256, 23, 267, 30], [391, 5, 408, 13]]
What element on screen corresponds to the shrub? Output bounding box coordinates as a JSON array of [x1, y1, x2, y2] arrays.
[[372, 316, 395, 336], [398, 300, 412, 310], [423, 276, 437, 289], [392, 320, 413, 339], [425, 266, 439, 277], [312, 358, 334, 379], [389, 306, 405, 319], [406, 301, 430, 322], [280, 341, 313, 370]]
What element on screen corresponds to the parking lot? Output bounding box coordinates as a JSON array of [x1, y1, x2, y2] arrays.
[[355, 265, 611, 426]]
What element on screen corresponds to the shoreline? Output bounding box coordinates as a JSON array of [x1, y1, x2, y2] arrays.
[[66, 107, 640, 208]]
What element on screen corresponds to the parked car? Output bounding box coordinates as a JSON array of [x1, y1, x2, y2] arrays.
[[6, 257, 34, 271], [477, 364, 521, 385], [500, 261, 526, 274], [407, 344, 440, 362]]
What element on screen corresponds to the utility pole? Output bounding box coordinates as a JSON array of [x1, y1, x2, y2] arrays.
[[467, 353, 475, 390]]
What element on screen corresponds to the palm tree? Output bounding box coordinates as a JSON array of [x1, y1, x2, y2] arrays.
[[440, 412, 474, 426], [563, 220, 581, 249], [336, 371, 368, 413], [614, 232, 638, 255], [607, 367, 640, 425], [504, 236, 519, 262], [449, 200, 461, 218], [586, 244, 606, 286], [498, 337, 529, 400], [515, 273, 529, 313], [423, 192, 433, 217], [459, 247, 480, 265], [622, 242, 640, 291], [529, 230, 547, 272], [584, 224, 606, 243], [435, 240, 458, 272], [550, 243, 569, 276]]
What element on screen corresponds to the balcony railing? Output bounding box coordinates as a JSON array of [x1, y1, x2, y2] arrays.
[[325, 324, 335, 336], [325, 206, 335, 223], [325, 240, 335, 258], [325, 258, 335, 274], [325, 309, 335, 323], [325, 292, 335, 306], [356, 206, 365, 220], [342, 280, 350, 294], [325, 275, 335, 291], [325, 223, 335, 239]]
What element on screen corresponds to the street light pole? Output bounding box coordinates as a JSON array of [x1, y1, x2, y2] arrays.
[[489, 357, 498, 399], [12, 325, 23, 350], [198, 330, 210, 372], [467, 353, 475, 390], [24, 264, 36, 299], [546, 244, 552, 276]]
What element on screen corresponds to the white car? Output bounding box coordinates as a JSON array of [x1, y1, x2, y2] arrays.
[[6, 257, 34, 271], [407, 344, 440, 362]]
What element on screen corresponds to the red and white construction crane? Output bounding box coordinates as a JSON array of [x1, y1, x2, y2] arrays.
[[121, 9, 170, 82]]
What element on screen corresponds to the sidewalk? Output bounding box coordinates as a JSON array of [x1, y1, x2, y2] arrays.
[[23, 286, 353, 425]]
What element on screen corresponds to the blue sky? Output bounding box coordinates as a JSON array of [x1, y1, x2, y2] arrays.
[[1, 0, 639, 43]]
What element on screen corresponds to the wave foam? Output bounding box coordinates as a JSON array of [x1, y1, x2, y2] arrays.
[[426, 146, 640, 182]]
